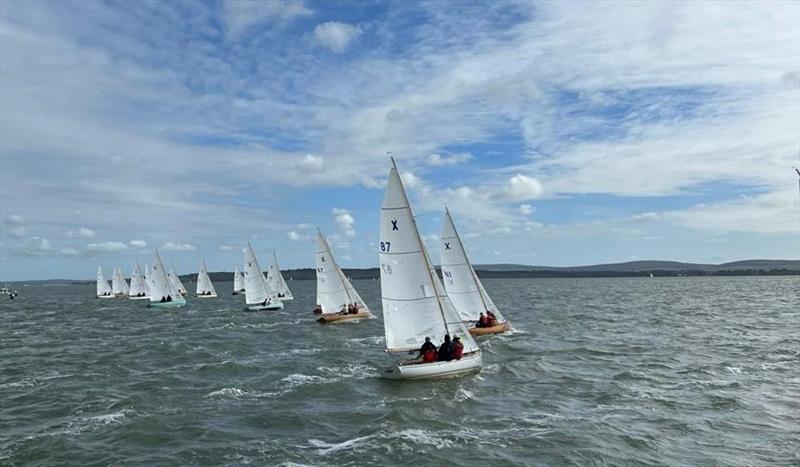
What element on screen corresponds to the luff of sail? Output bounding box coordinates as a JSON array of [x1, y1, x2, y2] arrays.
[[315, 229, 369, 313], [196, 260, 217, 296], [379, 161, 479, 354], [244, 243, 270, 305], [440, 207, 505, 324]]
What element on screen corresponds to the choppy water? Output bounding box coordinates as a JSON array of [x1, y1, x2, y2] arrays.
[[1, 276, 798, 466]]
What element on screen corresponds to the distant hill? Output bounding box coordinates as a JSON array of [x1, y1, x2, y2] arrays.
[[6, 259, 798, 284]]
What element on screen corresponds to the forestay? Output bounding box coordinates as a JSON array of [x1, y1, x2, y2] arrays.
[[315, 229, 369, 313], [96, 266, 112, 296], [196, 260, 217, 296], [440, 208, 504, 323], [379, 161, 478, 353], [244, 242, 270, 305]]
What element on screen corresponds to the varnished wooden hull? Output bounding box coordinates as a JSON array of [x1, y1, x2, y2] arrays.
[[468, 321, 510, 336], [316, 311, 372, 324]]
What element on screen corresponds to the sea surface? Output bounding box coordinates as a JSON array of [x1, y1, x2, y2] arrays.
[[1, 276, 798, 466]]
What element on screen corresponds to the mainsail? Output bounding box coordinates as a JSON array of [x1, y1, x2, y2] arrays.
[[148, 250, 181, 302], [111, 266, 129, 296], [168, 267, 187, 296], [196, 260, 217, 296], [266, 252, 293, 299], [379, 161, 478, 353], [440, 207, 505, 323], [128, 261, 147, 297], [244, 242, 270, 305], [96, 266, 112, 296], [233, 265, 245, 293]]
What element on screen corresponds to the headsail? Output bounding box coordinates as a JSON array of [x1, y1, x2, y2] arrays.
[[379, 160, 478, 353], [244, 242, 270, 305], [315, 229, 369, 313], [233, 265, 245, 293], [168, 267, 187, 296], [111, 266, 129, 296], [128, 261, 147, 297], [148, 250, 181, 302], [267, 252, 293, 299], [440, 208, 504, 323]]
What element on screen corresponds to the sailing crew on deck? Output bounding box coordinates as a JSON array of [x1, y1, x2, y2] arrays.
[[486, 311, 497, 326], [477, 312, 487, 327], [413, 337, 437, 363], [452, 336, 464, 360], [437, 335, 454, 362]]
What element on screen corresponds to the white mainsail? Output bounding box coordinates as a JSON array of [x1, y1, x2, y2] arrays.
[[440, 207, 505, 323], [111, 266, 129, 296], [379, 161, 479, 354], [195, 260, 217, 296], [96, 266, 112, 297], [128, 261, 147, 298], [315, 229, 369, 313], [148, 250, 181, 302], [244, 242, 270, 305], [266, 252, 293, 299], [143, 263, 151, 297], [233, 265, 245, 293], [168, 267, 187, 296]]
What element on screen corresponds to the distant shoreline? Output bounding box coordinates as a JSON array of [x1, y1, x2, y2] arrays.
[[8, 259, 799, 285]]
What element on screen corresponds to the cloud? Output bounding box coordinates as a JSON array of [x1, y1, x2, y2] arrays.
[[295, 223, 313, 229], [4, 214, 24, 225], [519, 204, 534, 215], [332, 207, 355, 239], [425, 153, 472, 166], [65, 227, 96, 239], [295, 154, 325, 172], [287, 230, 304, 241], [219, 245, 234, 251], [20, 237, 55, 256], [400, 171, 421, 188], [86, 241, 128, 253], [631, 212, 661, 222], [313, 21, 362, 53], [128, 240, 147, 248], [506, 174, 544, 201], [7, 226, 27, 238], [161, 242, 196, 252], [223, 0, 313, 36], [60, 247, 80, 256]]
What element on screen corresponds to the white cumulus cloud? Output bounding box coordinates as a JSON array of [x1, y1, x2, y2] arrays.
[[296, 154, 325, 172], [65, 227, 96, 239], [223, 0, 313, 36], [4, 214, 24, 225], [287, 230, 302, 241], [506, 174, 544, 201], [161, 242, 196, 252], [314, 21, 362, 53], [332, 207, 356, 239], [519, 204, 534, 215], [129, 240, 147, 248], [86, 241, 128, 253], [426, 153, 473, 166]]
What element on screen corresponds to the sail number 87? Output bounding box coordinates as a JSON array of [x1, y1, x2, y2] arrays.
[[379, 241, 391, 252]]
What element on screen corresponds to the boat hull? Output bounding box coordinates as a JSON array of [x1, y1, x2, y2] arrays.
[[277, 296, 293, 301], [147, 299, 186, 309], [468, 321, 510, 336], [382, 352, 482, 380], [244, 302, 284, 311], [196, 294, 218, 298], [316, 311, 372, 324], [96, 295, 115, 299], [128, 295, 150, 300]]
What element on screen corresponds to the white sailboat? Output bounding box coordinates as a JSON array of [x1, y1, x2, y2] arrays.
[[232, 265, 245, 295], [195, 260, 217, 298], [378, 159, 482, 379], [96, 266, 113, 298], [143, 263, 151, 298], [128, 261, 148, 299], [314, 229, 372, 323], [147, 249, 186, 308], [168, 266, 187, 297], [441, 207, 510, 336], [111, 266, 130, 298], [266, 252, 293, 301], [244, 242, 283, 311]]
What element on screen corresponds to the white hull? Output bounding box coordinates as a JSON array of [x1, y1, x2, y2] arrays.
[[276, 296, 293, 301], [128, 295, 150, 300], [245, 301, 284, 311], [196, 294, 218, 298], [96, 295, 115, 299], [381, 351, 482, 380]]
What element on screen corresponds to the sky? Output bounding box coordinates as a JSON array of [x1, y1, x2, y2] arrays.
[[0, 0, 799, 281]]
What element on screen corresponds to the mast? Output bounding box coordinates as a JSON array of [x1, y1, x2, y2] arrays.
[[391, 157, 450, 336], [445, 207, 490, 314]]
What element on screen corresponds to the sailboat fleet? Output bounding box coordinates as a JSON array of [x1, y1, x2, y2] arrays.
[[90, 159, 510, 379]]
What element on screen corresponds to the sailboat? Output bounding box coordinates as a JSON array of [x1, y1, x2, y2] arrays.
[[96, 266, 113, 298], [314, 229, 372, 323], [266, 252, 293, 301], [195, 260, 217, 298], [378, 159, 482, 379], [440, 207, 510, 336], [143, 263, 151, 298], [244, 242, 283, 311], [111, 266, 130, 298], [147, 249, 186, 308], [232, 265, 245, 295], [168, 266, 188, 297], [128, 261, 149, 299]]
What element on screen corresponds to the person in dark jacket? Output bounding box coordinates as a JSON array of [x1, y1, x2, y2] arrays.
[[412, 336, 437, 363], [437, 335, 454, 361]]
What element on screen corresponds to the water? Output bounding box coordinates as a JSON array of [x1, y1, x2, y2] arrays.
[[1, 276, 798, 466]]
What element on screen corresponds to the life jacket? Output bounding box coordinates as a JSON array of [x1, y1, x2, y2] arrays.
[[422, 349, 437, 363], [453, 343, 464, 360]]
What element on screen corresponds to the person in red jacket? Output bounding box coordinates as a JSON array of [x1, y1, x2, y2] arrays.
[[452, 336, 464, 360]]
